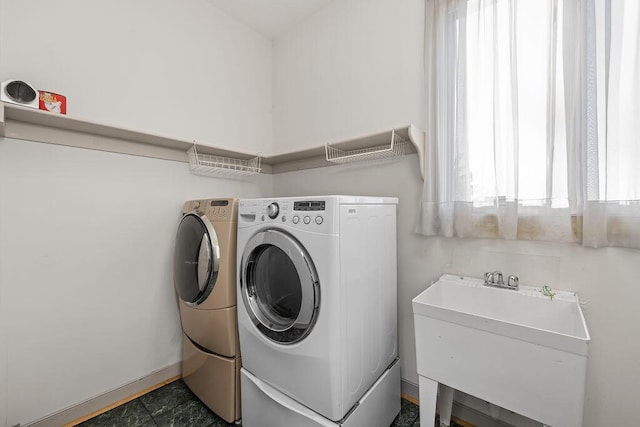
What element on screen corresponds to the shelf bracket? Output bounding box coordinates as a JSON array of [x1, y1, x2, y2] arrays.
[[407, 124, 425, 180]]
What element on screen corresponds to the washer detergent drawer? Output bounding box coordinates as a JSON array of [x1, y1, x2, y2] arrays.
[[182, 333, 240, 423], [240, 361, 400, 427]]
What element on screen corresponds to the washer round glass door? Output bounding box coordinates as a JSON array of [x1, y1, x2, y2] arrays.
[[241, 229, 320, 344], [174, 211, 220, 306]]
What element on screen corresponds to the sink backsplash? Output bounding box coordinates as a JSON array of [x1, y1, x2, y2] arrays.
[[443, 241, 564, 289]]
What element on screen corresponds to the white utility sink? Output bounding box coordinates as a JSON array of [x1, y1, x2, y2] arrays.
[[413, 274, 590, 427]]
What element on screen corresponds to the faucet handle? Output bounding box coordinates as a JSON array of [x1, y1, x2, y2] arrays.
[[492, 271, 504, 285], [508, 275, 519, 288], [484, 272, 493, 285]]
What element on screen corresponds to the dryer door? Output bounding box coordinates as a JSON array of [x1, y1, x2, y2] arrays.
[[174, 212, 220, 306], [240, 229, 320, 344]]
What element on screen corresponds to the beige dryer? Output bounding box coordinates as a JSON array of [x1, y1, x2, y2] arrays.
[[173, 198, 240, 423]]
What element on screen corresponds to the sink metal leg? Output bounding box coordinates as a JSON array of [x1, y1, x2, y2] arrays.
[[418, 376, 437, 427], [437, 384, 454, 427]]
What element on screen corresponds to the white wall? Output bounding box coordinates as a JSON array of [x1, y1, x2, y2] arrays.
[[0, 2, 273, 423], [0, 138, 272, 426], [0, 0, 272, 155], [272, 0, 425, 154], [273, 156, 640, 427], [0, 231, 6, 426], [1, 0, 422, 424]]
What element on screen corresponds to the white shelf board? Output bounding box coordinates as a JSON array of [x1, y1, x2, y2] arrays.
[[267, 126, 425, 178], [0, 102, 424, 179], [0, 102, 265, 168]]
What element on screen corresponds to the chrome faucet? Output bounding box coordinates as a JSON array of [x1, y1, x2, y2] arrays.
[[484, 270, 519, 290]]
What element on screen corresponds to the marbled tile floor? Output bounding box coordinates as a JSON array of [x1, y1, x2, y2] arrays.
[[77, 379, 453, 427]]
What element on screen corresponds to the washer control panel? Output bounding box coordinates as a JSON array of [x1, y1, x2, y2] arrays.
[[239, 198, 332, 232], [293, 200, 326, 211], [293, 200, 325, 228], [267, 202, 280, 219]]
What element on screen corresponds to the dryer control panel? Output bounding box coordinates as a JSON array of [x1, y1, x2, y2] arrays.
[[182, 198, 238, 222]]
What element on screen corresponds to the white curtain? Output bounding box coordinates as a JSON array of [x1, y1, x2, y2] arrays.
[[578, 0, 640, 247], [417, 0, 640, 249]]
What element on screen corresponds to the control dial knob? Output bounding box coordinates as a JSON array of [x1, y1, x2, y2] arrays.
[[267, 202, 280, 219]]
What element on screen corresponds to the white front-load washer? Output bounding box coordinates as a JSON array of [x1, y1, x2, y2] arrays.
[[236, 196, 400, 426]]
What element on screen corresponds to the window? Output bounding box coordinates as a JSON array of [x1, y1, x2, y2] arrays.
[[418, 0, 640, 248]]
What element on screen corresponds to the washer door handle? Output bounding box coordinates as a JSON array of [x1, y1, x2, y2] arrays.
[[246, 260, 256, 298], [197, 233, 211, 291]]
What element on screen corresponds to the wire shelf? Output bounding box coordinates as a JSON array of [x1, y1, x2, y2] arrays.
[[325, 129, 407, 164], [187, 145, 261, 178]]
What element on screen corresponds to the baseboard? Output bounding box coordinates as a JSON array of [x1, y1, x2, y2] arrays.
[[25, 362, 182, 427], [23, 370, 540, 427], [452, 392, 541, 427], [401, 378, 419, 403]]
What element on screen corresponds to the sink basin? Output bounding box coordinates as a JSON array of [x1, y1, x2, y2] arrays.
[[413, 274, 590, 427], [413, 274, 590, 355]]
